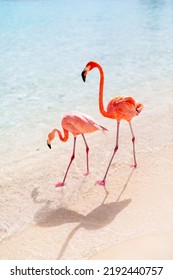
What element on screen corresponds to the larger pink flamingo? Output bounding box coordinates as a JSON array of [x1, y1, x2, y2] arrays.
[[47, 111, 107, 187], [81, 61, 143, 186]]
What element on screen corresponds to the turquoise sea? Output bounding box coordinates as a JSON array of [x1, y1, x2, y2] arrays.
[[0, 0, 173, 247], [1, 0, 173, 156]]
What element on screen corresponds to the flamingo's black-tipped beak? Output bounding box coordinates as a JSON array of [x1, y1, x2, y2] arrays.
[[81, 66, 90, 82], [81, 70, 86, 82], [47, 140, 51, 149]]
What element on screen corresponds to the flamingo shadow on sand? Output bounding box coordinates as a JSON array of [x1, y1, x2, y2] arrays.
[[31, 187, 50, 204], [35, 198, 131, 259], [116, 168, 135, 202], [33, 166, 135, 259]]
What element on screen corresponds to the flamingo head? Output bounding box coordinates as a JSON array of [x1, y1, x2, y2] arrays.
[[135, 103, 144, 115], [47, 131, 54, 149], [47, 139, 51, 149], [81, 61, 97, 82]]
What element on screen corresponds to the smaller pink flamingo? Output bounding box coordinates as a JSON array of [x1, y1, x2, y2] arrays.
[[47, 111, 107, 187]]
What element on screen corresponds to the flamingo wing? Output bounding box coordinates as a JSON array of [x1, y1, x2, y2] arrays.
[[62, 112, 107, 136], [107, 96, 139, 121]]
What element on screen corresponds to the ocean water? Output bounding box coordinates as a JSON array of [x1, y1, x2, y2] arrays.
[[1, 0, 173, 156], [0, 0, 173, 245]]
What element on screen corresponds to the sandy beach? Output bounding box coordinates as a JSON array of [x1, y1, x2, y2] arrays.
[[92, 231, 173, 260], [0, 137, 173, 259]]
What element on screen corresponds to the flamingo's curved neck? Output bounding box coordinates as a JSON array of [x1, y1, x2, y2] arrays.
[[95, 63, 108, 118], [51, 128, 69, 142]]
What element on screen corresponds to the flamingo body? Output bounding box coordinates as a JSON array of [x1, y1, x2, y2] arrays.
[[62, 112, 106, 136], [81, 61, 143, 186], [47, 111, 107, 187], [106, 96, 143, 121]]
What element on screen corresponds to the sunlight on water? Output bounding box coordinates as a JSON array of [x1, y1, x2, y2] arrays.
[[0, 0, 173, 170]]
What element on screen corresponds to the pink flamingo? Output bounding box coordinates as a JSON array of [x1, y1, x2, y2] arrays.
[[47, 111, 107, 187], [81, 61, 143, 186]]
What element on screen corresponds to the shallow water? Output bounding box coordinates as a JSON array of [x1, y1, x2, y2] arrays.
[[1, 0, 173, 155], [0, 0, 173, 244]]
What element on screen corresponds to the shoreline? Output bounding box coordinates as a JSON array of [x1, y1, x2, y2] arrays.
[[0, 144, 173, 260]]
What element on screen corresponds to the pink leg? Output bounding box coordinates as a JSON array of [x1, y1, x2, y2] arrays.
[[97, 121, 120, 186], [55, 137, 76, 187], [82, 134, 89, 176], [129, 122, 137, 168]]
